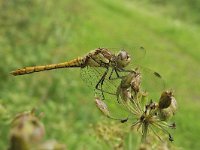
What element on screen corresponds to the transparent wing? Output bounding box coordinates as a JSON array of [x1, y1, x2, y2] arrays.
[[136, 66, 165, 93], [80, 66, 131, 119], [80, 66, 120, 93], [125, 46, 146, 64], [80, 66, 103, 88], [100, 95, 132, 121]]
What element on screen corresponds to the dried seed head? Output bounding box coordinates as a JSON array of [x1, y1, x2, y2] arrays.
[[158, 107, 174, 121], [120, 88, 132, 102], [95, 97, 110, 117], [9, 110, 45, 147], [170, 97, 177, 115], [158, 91, 173, 109], [131, 72, 141, 95]]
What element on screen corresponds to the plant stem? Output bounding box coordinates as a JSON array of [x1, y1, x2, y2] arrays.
[[141, 122, 148, 143], [128, 132, 133, 150]]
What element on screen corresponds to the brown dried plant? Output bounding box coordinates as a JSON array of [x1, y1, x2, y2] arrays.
[[95, 68, 177, 148], [8, 109, 66, 150]]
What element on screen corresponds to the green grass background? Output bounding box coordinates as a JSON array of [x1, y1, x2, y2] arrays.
[[0, 0, 200, 149]]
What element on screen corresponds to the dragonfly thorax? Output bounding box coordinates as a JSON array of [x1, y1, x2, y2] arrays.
[[83, 48, 113, 67]]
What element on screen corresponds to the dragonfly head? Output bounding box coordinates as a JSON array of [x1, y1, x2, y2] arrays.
[[116, 50, 131, 68]]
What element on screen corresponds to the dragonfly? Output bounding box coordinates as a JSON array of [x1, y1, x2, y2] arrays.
[[11, 47, 142, 98]]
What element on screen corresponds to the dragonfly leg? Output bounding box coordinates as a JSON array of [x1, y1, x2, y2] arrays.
[[115, 68, 120, 77], [118, 68, 135, 73], [108, 68, 114, 80], [108, 68, 123, 80], [95, 67, 117, 99], [95, 67, 109, 99]]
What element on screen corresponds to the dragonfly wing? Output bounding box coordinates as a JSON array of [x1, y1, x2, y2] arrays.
[[80, 66, 102, 88], [127, 46, 146, 64], [95, 70, 134, 120], [137, 66, 166, 93], [102, 95, 132, 120], [81, 66, 131, 119], [80, 66, 119, 95]]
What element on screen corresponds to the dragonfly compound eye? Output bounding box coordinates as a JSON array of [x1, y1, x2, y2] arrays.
[[118, 51, 129, 60], [116, 50, 131, 68]]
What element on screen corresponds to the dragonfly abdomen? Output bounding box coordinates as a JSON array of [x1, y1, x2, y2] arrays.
[[10, 57, 85, 76]]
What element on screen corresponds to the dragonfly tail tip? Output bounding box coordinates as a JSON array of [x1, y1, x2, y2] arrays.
[[10, 71, 17, 76]]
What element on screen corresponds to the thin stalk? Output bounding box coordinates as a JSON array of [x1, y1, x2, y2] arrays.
[[128, 132, 133, 150], [121, 100, 140, 116], [149, 125, 163, 142], [141, 122, 148, 143], [153, 122, 171, 135]]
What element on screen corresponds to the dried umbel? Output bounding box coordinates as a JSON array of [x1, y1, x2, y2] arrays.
[[131, 100, 176, 143], [94, 68, 177, 144], [96, 87, 177, 144]]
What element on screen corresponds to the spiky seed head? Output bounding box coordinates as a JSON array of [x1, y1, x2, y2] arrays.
[[158, 91, 173, 109]]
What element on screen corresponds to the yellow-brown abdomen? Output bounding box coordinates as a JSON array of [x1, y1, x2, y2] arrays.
[[10, 57, 84, 76]]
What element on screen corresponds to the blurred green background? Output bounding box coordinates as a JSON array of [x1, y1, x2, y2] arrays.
[[0, 0, 200, 149]]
